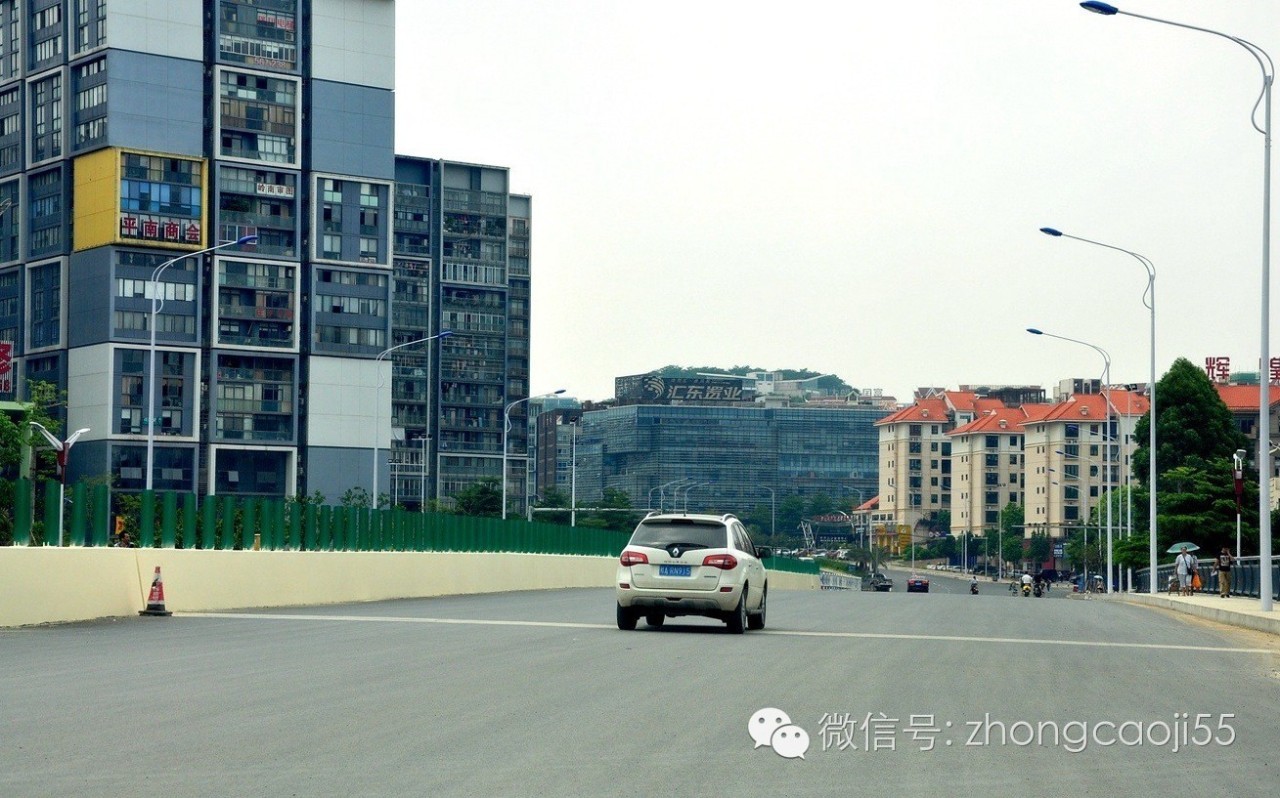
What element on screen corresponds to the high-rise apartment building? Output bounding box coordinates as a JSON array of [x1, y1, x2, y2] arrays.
[[0, 2, 533, 507], [388, 157, 533, 510]]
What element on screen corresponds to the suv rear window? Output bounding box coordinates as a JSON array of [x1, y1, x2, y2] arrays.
[[629, 520, 728, 550]]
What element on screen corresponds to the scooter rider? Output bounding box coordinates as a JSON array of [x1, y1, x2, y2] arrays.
[[1021, 572, 1034, 596], [969, 575, 979, 594]]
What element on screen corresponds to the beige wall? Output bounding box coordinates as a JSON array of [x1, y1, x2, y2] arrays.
[[0, 549, 817, 627]]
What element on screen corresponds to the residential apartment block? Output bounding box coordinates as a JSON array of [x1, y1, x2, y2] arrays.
[[0, 1, 532, 509]]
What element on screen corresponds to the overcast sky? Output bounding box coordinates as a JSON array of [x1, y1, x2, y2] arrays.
[[393, 1, 1280, 404]]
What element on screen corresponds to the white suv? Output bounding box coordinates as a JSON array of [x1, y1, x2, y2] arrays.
[[615, 513, 769, 633]]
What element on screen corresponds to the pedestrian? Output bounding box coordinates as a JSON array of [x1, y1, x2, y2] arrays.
[[1216, 546, 1234, 598], [1174, 546, 1198, 596]]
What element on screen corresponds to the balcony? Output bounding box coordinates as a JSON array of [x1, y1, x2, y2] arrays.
[[220, 303, 294, 321]]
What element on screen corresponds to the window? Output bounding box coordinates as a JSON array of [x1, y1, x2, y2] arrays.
[[30, 74, 63, 163], [219, 69, 299, 165]]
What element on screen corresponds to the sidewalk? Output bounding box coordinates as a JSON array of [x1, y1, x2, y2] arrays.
[[1115, 591, 1280, 637]]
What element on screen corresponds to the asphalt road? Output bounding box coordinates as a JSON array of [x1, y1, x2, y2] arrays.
[[2, 586, 1277, 797]]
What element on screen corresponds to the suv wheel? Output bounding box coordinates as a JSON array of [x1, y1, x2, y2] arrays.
[[616, 603, 639, 631], [726, 590, 747, 634], [747, 585, 767, 630]]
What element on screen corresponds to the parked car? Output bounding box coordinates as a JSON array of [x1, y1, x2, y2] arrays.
[[906, 575, 930, 593], [615, 512, 769, 633]]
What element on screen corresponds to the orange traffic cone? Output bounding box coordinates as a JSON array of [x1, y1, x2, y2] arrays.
[[139, 566, 172, 617]]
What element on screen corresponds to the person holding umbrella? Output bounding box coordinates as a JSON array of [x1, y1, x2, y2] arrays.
[[1173, 544, 1199, 596]]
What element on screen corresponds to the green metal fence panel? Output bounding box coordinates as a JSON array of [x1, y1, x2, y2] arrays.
[[42, 480, 59, 546], [331, 507, 343, 551], [247, 499, 262, 548], [301, 503, 315, 551], [69, 482, 88, 546], [220, 495, 237, 549], [13, 477, 31, 545], [288, 501, 301, 550], [267, 500, 280, 550], [139, 489, 155, 548], [201, 494, 216, 549], [93, 484, 111, 547], [182, 493, 197, 550], [161, 491, 178, 548]]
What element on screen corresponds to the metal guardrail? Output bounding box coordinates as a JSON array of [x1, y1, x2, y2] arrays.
[[1135, 556, 1280, 600], [819, 571, 861, 590]]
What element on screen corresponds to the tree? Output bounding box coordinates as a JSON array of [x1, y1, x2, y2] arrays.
[[1028, 532, 1052, 567], [454, 478, 502, 517], [1131, 358, 1254, 554], [0, 381, 65, 545], [807, 492, 835, 517], [777, 495, 808, 539], [580, 487, 635, 531], [533, 487, 571, 526]]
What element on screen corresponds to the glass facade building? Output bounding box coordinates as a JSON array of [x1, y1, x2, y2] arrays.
[[572, 404, 888, 517]]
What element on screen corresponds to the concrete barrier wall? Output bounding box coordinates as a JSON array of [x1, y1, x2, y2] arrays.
[[0, 548, 818, 627]]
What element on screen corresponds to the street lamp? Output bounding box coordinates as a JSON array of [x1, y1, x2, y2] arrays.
[[1078, 0, 1274, 611], [660, 478, 694, 512], [1040, 227, 1158, 594], [1234, 448, 1247, 561], [502, 389, 566, 520], [671, 480, 700, 511], [145, 234, 257, 491], [1029, 328, 1114, 593], [372, 330, 453, 506], [682, 481, 712, 512], [30, 422, 89, 547], [570, 419, 577, 527]]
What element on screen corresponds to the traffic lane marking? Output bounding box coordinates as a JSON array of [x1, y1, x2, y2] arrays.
[[177, 612, 1272, 654]]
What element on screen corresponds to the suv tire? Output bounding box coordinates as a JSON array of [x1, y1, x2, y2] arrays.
[[617, 603, 639, 630], [747, 585, 767, 630], [726, 590, 747, 634]]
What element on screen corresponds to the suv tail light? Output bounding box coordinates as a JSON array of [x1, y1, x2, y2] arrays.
[[702, 553, 738, 570], [620, 550, 649, 567]]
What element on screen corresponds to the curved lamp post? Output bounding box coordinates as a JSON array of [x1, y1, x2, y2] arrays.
[[502, 389, 565, 519], [146, 234, 257, 491], [30, 422, 90, 547], [1040, 227, 1157, 593], [372, 330, 453, 506], [1029, 327, 1114, 593], [1079, 0, 1273, 610]]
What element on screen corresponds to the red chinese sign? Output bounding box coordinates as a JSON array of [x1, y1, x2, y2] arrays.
[[119, 215, 203, 247], [1205, 356, 1230, 383], [1204, 355, 1280, 384], [0, 341, 11, 394]]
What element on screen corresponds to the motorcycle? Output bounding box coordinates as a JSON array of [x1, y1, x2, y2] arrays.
[[1033, 582, 1043, 598], [1021, 582, 1032, 597], [969, 583, 979, 595]]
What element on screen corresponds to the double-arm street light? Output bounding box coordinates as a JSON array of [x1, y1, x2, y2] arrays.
[[502, 389, 565, 520], [372, 330, 453, 506], [1040, 227, 1157, 593], [1029, 328, 1114, 593], [30, 422, 90, 547], [145, 234, 257, 491], [1078, 0, 1273, 609]]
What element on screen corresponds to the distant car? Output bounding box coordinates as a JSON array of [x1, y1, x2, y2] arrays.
[[867, 573, 893, 592], [615, 512, 769, 634], [906, 575, 930, 593]]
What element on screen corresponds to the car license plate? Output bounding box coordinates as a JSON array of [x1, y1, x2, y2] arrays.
[[659, 565, 691, 577]]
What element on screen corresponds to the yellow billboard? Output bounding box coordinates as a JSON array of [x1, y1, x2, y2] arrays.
[[74, 148, 207, 253]]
